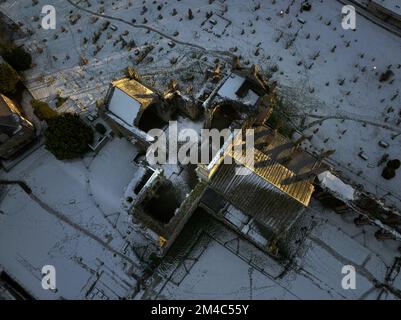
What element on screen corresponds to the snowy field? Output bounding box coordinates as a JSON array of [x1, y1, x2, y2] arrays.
[[0, 137, 157, 299]]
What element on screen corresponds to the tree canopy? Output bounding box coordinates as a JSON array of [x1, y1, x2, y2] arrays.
[[45, 113, 94, 160], [1, 43, 32, 71], [0, 63, 19, 94]]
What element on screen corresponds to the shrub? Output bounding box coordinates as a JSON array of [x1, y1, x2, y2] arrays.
[[0, 63, 19, 94], [31, 99, 58, 121], [45, 113, 94, 160], [1, 43, 32, 71], [382, 167, 396, 180], [387, 159, 400, 170], [379, 70, 394, 83], [95, 123, 107, 135]]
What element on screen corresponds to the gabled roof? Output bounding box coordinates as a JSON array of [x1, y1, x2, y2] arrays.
[[203, 65, 270, 111], [107, 78, 158, 128], [216, 73, 260, 106], [233, 64, 269, 96], [229, 127, 315, 206]]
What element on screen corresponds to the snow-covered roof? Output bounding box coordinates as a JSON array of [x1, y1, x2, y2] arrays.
[[107, 78, 156, 126], [217, 73, 260, 106], [318, 171, 355, 201], [108, 88, 141, 126]]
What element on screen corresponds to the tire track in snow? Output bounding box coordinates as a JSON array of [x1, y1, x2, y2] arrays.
[[309, 235, 401, 299], [1, 180, 143, 280]]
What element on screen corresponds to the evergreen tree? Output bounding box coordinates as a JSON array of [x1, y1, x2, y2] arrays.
[[0, 63, 19, 94], [45, 113, 94, 160]]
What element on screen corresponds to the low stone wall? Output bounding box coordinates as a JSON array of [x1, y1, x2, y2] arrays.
[[367, 1, 401, 29]]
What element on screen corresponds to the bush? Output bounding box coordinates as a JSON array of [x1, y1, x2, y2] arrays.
[[387, 159, 400, 170], [1, 43, 32, 71], [31, 99, 58, 121], [382, 167, 396, 180], [0, 63, 19, 94], [45, 113, 94, 160], [95, 123, 107, 135], [379, 70, 394, 83], [301, 1, 312, 12]]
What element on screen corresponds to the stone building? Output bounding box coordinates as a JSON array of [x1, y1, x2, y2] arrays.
[[101, 77, 171, 150], [202, 64, 271, 130]]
